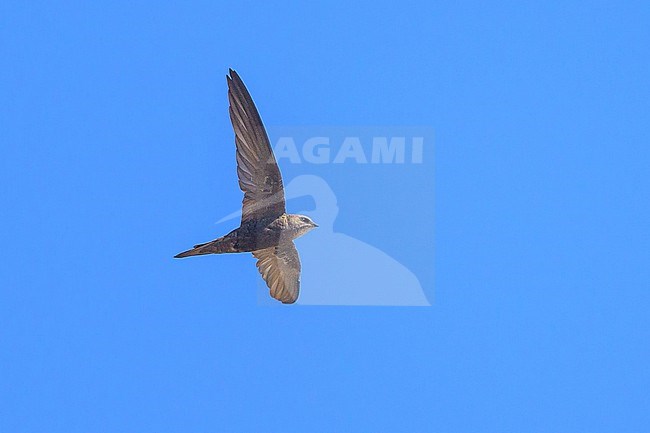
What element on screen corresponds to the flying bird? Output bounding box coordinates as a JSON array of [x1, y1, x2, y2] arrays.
[[174, 69, 318, 304]]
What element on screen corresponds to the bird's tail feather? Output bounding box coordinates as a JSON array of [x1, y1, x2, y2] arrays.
[[174, 245, 212, 258], [174, 234, 237, 258]]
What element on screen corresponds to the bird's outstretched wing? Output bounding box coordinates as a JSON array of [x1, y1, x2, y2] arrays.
[[227, 69, 286, 223], [252, 241, 301, 304]]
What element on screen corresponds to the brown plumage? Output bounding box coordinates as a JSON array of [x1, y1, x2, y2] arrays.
[[174, 69, 317, 304]]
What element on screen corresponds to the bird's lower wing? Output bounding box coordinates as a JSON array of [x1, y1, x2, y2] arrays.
[[252, 241, 301, 304]]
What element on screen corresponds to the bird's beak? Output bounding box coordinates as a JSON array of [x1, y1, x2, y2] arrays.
[[312, 223, 319, 228]]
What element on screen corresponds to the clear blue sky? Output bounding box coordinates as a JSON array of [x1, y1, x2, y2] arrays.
[[1, 1, 649, 432]]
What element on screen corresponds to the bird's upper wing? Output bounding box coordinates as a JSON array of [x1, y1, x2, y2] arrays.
[[227, 69, 286, 223], [252, 241, 301, 304]]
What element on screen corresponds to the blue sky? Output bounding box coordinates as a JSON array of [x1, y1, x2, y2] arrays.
[[1, 1, 649, 432]]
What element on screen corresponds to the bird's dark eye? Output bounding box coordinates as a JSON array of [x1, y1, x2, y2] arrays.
[[301, 217, 308, 222]]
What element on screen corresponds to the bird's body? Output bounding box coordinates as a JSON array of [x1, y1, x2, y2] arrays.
[[175, 213, 315, 256], [175, 69, 317, 304]]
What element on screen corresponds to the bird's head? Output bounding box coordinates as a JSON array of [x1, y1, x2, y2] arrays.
[[286, 214, 318, 238]]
